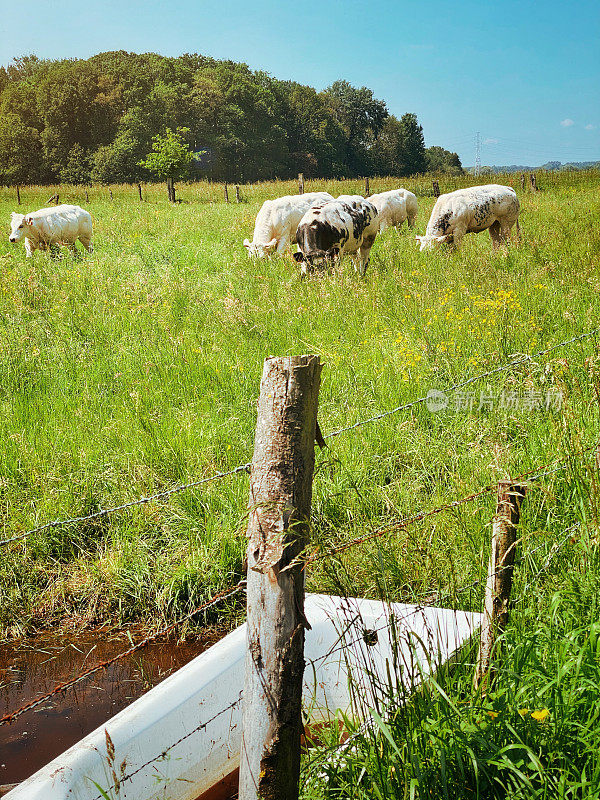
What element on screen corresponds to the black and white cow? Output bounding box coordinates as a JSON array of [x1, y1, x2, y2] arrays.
[[293, 195, 379, 277], [416, 184, 520, 251]]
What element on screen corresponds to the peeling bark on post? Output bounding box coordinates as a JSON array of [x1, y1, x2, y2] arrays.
[[239, 355, 322, 800], [474, 481, 528, 690]]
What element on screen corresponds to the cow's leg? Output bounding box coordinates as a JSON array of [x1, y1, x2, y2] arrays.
[[488, 221, 502, 250], [24, 239, 36, 258], [407, 213, 417, 230], [358, 235, 376, 277], [275, 237, 289, 255], [79, 235, 93, 253]]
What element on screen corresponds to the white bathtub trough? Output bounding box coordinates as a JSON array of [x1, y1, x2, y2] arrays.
[[6, 594, 480, 800]]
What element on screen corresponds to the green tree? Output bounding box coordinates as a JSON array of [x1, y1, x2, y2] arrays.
[[0, 112, 45, 185], [425, 146, 463, 175], [322, 80, 388, 176], [60, 143, 91, 184], [371, 116, 406, 176], [139, 127, 193, 201], [398, 113, 427, 175]]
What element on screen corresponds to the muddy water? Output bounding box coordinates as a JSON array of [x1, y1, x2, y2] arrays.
[[0, 629, 222, 787]]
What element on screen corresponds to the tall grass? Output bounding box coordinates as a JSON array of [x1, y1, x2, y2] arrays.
[[0, 171, 598, 639]]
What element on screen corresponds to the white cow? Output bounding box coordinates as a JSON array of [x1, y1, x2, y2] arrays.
[[243, 192, 334, 258], [368, 188, 418, 233], [293, 195, 379, 277], [9, 204, 93, 257], [416, 185, 520, 251]]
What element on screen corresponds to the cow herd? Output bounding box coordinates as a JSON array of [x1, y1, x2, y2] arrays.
[[7, 184, 521, 275]]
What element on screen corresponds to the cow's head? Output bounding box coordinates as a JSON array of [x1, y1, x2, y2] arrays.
[[9, 212, 32, 243], [415, 234, 453, 252], [293, 247, 339, 278], [243, 237, 278, 259]]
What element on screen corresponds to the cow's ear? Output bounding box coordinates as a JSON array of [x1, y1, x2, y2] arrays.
[[25, 217, 34, 226], [243, 238, 251, 248], [437, 234, 453, 244], [327, 246, 339, 259], [264, 238, 278, 251], [293, 251, 304, 262]]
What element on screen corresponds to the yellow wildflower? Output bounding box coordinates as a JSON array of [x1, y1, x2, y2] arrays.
[[531, 709, 550, 722]]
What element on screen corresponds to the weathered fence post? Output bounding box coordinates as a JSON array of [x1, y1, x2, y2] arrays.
[[432, 179, 440, 197], [235, 185, 241, 203], [224, 182, 229, 203], [520, 173, 525, 190], [364, 176, 370, 197], [85, 187, 89, 203], [529, 172, 538, 192], [239, 355, 322, 800], [109, 188, 113, 201], [474, 481, 527, 690], [16, 185, 21, 205], [137, 183, 143, 202], [298, 173, 304, 194]]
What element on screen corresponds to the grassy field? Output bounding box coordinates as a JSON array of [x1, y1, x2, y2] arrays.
[[1, 172, 600, 796], [0, 172, 598, 642]]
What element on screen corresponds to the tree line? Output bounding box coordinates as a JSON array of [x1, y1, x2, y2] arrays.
[[0, 51, 462, 185]]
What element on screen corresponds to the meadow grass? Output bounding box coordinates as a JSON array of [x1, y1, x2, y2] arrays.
[[0, 172, 598, 641]]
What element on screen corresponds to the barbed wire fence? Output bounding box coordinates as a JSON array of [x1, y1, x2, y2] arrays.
[[2, 326, 597, 550], [1, 329, 598, 799]]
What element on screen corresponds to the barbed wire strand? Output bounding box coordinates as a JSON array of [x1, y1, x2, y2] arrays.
[[90, 694, 243, 800], [301, 446, 594, 568], [325, 327, 600, 439], [0, 462, 251, 547], [0, 581, 245, 727]]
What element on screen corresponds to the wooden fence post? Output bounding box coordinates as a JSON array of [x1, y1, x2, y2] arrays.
[[520, 173, 525, 190], [529, 172, 538, 192], [298, 173, 304, 194], [85, 187, 89, 203], [432, 179, 440, 197], [474, 481, 527, 690], [364, 176, 370, 197], [224, 182, 229, 203], [235, 185, 241, 203], [137, 183, 143, 202], [109, 188, 113, 201], [239, 355, 322, 800], [16, 185, 21, 205]]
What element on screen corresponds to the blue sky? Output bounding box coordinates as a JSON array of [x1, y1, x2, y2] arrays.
[[1, 0, 598, 166]]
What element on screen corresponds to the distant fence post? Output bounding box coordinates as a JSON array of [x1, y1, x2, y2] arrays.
[[298, 173, 304, 194], [235, 185, 241, 203], [109, 188, 113, 201], [520, 173, 525, 190], [432, 180, 440, 197], [364, 176, 370, 197], [224, 182, 229, 203], [16, 185, 20, 205], [239, 355, 322, 800], [137, 183, 143, 202], [474, 481, 527, 690], [529, 172, 538, 192], [85, 187, 89, 203]]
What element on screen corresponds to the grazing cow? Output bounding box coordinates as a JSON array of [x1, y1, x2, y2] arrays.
[[9, 204, 93, 258], [243, 192, 334, 258], [416, 184, 520, 251], [368, 188, 418, 233], [293, 195, 379, 277]]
